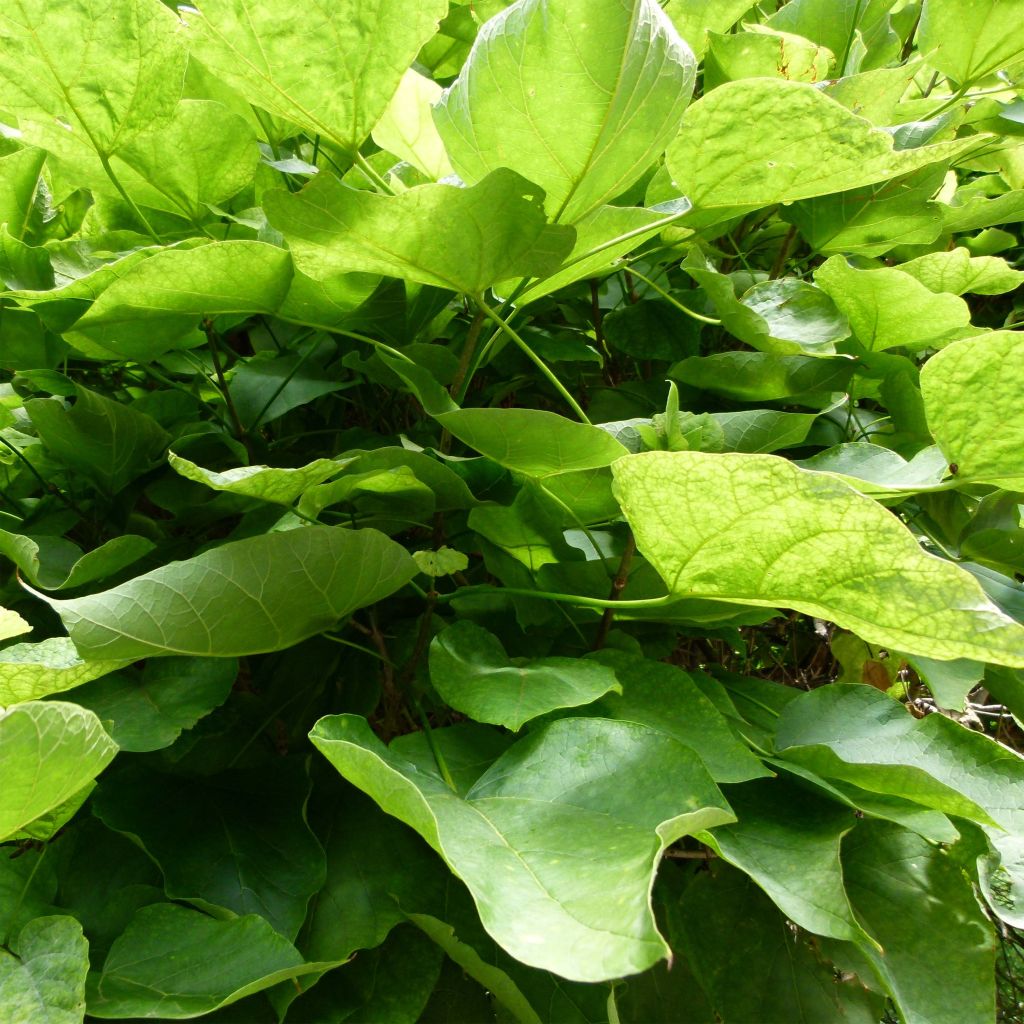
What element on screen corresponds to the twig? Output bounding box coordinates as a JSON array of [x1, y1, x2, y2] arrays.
[[202, 319, 251, 460], [593, 533, 636, 651]]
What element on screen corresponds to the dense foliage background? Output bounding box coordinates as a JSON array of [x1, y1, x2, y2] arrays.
[[1, 0, 1024, 1020]]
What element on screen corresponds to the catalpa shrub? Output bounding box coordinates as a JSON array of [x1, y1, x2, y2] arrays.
[[0, 0, 1023, 1020]]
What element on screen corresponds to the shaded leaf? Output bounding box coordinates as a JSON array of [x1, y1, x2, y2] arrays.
[[0, 638, 127, 705], [0, 531, 155, 591], [0, 916, 89, 1024]]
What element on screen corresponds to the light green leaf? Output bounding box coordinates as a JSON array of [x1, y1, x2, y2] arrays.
[[117, 99, 258, 221], [904, 653, 984, 711], [310, 714, 734, 981], [0, 916, 89, 1024], [668, 79, 982, 212], [0, 702, 118, 843], [371, 69, 452, 181], [267, 170, 574, 296], [26, 385, 169, 496], [922, 332, 1024, 490], [919, 0, 1024, 83], [0, 148, 46, 241], [702, 777, 867, 942], [671, 352, 856, 403], [434, 0, 696, 224], [0, 530, 155, 591], [705, 26, 834, 88], [611, 451, 1024, 665], [65, 242, 293, 360], [39, 525, 417, 659], [182, 0, 446, 155], [843, 821, 997, 1024], [429, 621, 620, 730], [85, 904, 340, 1019], [796, 443, 949, 496], [168, 452, 345, 506], [94, 760, 325, 939], [775, 683, 1024, 832], [659, 0, 754, 60], [6, 785, 95, 844], [0, 608, 30, 643], [70, 657, 237, 751], [814, 255, 971, 352], [0, 0, 186, 158], [0, 638, 127, 705], [412, 547, 469, 578], [588, 650, 770, 783], [899, 248, 1024, 295]]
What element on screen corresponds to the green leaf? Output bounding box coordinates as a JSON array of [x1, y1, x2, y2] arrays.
[[899, 248, 1024, 295], [39, 525, 417, 659], [0, 608, 30, 643], [0, 702, 118, 843], [168, 452, 346, 506], [672, 352, 856, 403], [429, 621, 621, 730], [661, 0, 753, 58], [310, 714, 734, 981], [775, 683, 1024, 832], [0, 916, 89, 1024], [712, 408, 819, 454], [413, 547, 469, 578], [0, 148, 46, 241], [85, 904, 339, 1019], [705, 26, 834, 88], [587, 650, 770, 783], [796, 443, 949, 496], [181, 0, 447, 155], [702, 777, 868, 942], [70, 656, 237, 752], [65, 242, 294, 360], [667, 79, 981, 212], [0, 847, 59, 947], [0, 638, 127, 705], [919, 0, 1024, 83], [371, 70, 453, 181], [26, 385, 169, 496], [266, 169, 574, 296], [814, 256, 972, 352], [843, 821, 997, 1024], [0, 531, 155, 591], [921, 331, 1024, 490], [93, 760, 325, 939], [611, 451, 1024, 665], [434, 0, 696, 224], [0, 0, 186, 158]]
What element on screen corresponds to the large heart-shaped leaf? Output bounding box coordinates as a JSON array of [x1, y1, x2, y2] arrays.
[[611, 451, 1024, 665], [0, 702, 118, 843], [37, 525, 416, 659], [434, 0, 696, 224], [181, 0, 446, 156], [266, 169, 574, 296], [919, 0, 1024, 83], [310, 714, 734, 981]]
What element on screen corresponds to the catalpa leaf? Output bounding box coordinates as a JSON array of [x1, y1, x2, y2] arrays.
[[921, 331, 1024, 490], [429, 620, 621, 730], [371, 69, 452, 181], [37, 526, 416, 659], [667, 78, 982, 212], [662, 0, 753, 58], [0, 148, 46, 241], [0, 916, 89, 1024], [611, 451, 1024, 665], [168, 452, 346, 506], [899, 248, 1024, 296], [0, 0, 186, 158], [0, 530, 154, 591], [181, 0, 446, 155], [0, 638, 128, 705], [266, 169, 574, 296], [0, 607, 30, 643], [434, 0, 696, 223], [0, 702, 117, 843], [919, 0, 1024, 83], [310, 714, 734, 981], [85, 904, 342, 1019]]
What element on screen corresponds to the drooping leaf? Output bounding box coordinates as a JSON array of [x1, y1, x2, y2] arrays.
[[168, 452, 346, 506], [667, 78, 981, 213], [0, 530, 155, 591], [64, 242, 294, 359], [920, 331, 1024, 490], [311, 714, 734, 981], [919, 0, 1024, 83], [434, 0, 697, 224], [611, 451, 1024, 665], [93, 760, 325, 939], [0, 916, 89, 1024], [0, 702, 118, 843], [70, 656, 237, 751], [671, 352, 856, 403], [85, 904, 340, 1019], [266, 169, 574, 296], [429, 620, 620, 730], [796, 443, 949, 496], [38, 525, 417, 659], [814, 256, 972, 351], [0, 0, 186, 158], [181, 0, 447, 155], [0, 638, 127, 705]]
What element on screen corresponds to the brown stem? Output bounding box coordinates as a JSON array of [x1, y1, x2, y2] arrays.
[[769, 224, 797, 280], [592, 533, 636, 650], [203, 319, 251, 459]]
